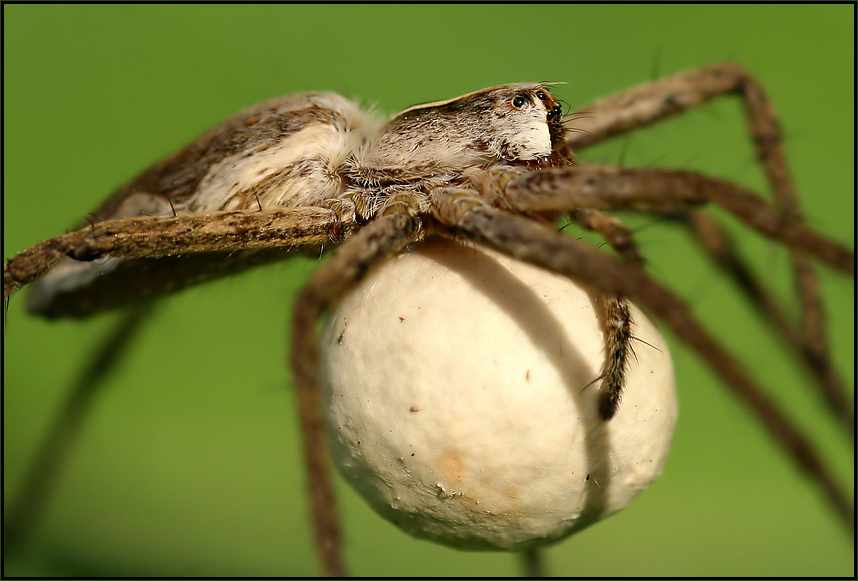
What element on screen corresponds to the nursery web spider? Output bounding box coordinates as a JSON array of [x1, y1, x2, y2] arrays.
[[3, 63, 853, 576]]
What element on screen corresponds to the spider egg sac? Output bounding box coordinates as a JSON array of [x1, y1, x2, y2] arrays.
[[321, 237, 677, 550]]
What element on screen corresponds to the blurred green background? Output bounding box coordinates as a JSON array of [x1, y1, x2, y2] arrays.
[[3, 4, 853, 577]]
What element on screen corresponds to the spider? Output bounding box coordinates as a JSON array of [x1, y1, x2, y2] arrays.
[[3, 63, 853, 576]]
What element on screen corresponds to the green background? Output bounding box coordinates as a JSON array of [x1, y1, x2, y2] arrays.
[[3, 4, 853, 576]]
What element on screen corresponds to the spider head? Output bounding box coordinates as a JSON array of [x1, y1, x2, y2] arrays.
[[364, 84, 570, 174], [481, 83, 569, 166]]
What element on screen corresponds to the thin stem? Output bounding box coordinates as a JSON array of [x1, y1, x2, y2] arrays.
[[521, 546, 546, 577]]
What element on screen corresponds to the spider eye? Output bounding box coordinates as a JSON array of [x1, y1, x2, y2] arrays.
[[511, 95, 528, 108], [536, 90, 548, 100]]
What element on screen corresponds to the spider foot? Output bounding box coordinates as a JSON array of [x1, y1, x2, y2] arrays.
[[597, 293, 634, 421]]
